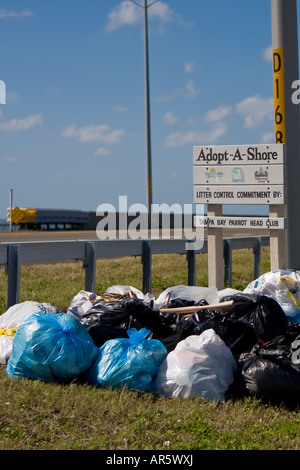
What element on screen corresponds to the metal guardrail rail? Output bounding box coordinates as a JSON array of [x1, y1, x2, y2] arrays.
[[0, 236, 270, 309]]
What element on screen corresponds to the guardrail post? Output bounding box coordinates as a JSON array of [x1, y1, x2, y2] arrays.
[[84, 241, 96, 292], [253, 237, 261, 279], [7, 244, 20, 309], [186, 243, 196, 286], [142, 240, 152, 294], [223, 239, 232, 287]]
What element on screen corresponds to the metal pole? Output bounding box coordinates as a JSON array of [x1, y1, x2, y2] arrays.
[[7, 244, 20, 308], [129, 0, 156, 215], [186, 245, 196, 286], [9, 189, 13, 232], [142, 240, 152, 293], [84, 241, 96, 292], [144, 0, 153, 213], [271, 0, 300, 270]]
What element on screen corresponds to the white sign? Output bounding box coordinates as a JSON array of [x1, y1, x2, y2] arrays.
[[194, 215, 286, 230], [194, 185, 285, 204], [193, 143, 285, 166], [193, 143, 287, 289], [193, 164, 285, 186]]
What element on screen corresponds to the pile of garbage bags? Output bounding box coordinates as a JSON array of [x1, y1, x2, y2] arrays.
[[2, 269, 300, 406]]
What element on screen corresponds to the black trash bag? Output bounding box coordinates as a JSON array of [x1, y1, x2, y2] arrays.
[[126, 298, 202, 352], [80, 297, 194, 352], [154, 313, 196, 353], [79, 298, 140, 347], [231, 333, 300, 407], [124, 298, 197, 352], [284, 321, 300, 343], [188, 315, 259, 358], [159, 299, 259, 358], [80, 311, 131, 347], [165, 298, 198, 309], [219, 292, 288, 343]]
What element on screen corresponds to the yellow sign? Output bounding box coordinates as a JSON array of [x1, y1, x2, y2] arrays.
[[273, 48, 285, 144], [6, 207, 37, 225]]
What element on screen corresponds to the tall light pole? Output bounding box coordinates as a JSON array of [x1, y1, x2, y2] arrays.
[[130, 0, 158, 212]]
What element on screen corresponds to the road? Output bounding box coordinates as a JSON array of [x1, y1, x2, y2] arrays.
[[0, 228, 269, 243]]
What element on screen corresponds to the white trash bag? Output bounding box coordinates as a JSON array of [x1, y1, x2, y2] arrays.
[[244, 270, 300, 319], [67, 290, 103, 318], [105, 285, 145, 299], [105, 285, 155, 304], [0, 301, 60, 364], [218, 287, 241, 299], [154, 329, 237, 403], [154, 285, 219, 310]]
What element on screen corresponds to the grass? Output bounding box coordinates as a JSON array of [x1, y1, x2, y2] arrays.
[[2, 246, 300, 451], [0, 371, 300, 451]]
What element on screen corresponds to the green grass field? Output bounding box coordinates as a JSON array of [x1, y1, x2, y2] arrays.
[[1, 247, 300, 451]]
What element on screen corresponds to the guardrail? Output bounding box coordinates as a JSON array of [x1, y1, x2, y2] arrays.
[[0, 236, 270, 309]]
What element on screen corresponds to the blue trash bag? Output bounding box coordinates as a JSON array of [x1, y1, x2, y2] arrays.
[[6, 312, 99, 382], [85, 327, 167, 392]]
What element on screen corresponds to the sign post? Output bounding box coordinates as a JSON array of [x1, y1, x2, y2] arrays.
[[207, 204, 224, 289], [193, 143, 286, 289], [271, 0, 300, 271]]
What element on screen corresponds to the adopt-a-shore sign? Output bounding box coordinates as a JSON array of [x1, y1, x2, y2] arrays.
[[193, 143, 286, 230], [193, 143, 286, 290], [193, 143, 285, 205]]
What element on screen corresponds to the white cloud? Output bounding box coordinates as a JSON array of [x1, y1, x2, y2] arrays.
[[164, 122, 227, 148], [184, 61, 196, 73], [155, 90, 177, 102], [105, 1, 139, 32], [260, 132, 275, 144], [0, 113, 42, 132], [0, 9, 33, 19], [236, 94, 274, 128], [164, 112, 178, 124], [5, 156, 18, 163], [204, 106, 232, 123], [114, 106, 127, 112], [185, 79, 200, 99], [62, 124, 125, 145], [263, 45, 273, 62], [105, 0, 180, 32], [149, 1, 174, 24], [185, 117, 196, 125], [156, 79, 200, 102], [56, 172, 68, 178], [94, 147, 111, 157]]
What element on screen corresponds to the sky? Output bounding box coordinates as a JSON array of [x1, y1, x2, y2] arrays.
[[0, 0, 297, 221]]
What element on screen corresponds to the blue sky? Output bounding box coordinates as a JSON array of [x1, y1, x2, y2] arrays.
[[0, 0, 294, 220]]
